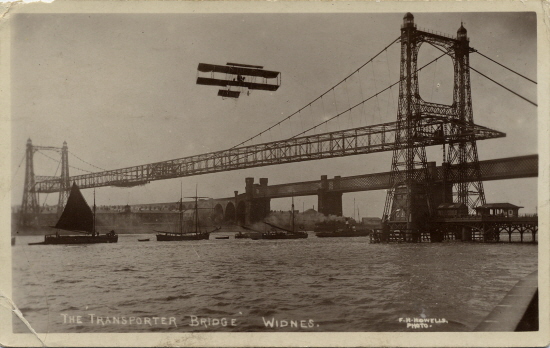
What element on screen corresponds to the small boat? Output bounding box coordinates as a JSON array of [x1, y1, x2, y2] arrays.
[[156, 231, 211, 241], [29, 183, 118, 245], [138, 238, 150, 242], [215, 236, 230, 240], [235, 231, 249, 239], [155, 185, 219, 241]]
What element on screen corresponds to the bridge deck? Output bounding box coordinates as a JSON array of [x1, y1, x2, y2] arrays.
[[33, 119, 504, 193]]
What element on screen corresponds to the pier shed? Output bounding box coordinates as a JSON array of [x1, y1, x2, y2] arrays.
[[475, 203, 523, 218], [437, 203, 468, 218]]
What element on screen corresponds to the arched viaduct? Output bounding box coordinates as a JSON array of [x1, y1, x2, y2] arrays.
[[47, 155, 536, 228]]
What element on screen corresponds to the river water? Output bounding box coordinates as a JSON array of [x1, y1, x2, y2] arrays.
[[11, 232, 537, 333]]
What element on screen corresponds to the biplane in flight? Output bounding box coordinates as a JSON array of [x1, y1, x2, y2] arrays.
[[196, 62, 281, 99]]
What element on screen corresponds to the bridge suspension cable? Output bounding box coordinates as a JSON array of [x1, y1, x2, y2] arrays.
[[474, 50, 537, 84], [36, 150, 60, 164], [69, 151, 106, 171], [290, 52, 448, 139], [36, 150, 96, 174], [12, 153, 25, 182], [468, 66, 537, 107], [31, 44, 501, 194], [41, 159, 61, 207], [427, 42, 537, 107], [229, 36, 401, 149]]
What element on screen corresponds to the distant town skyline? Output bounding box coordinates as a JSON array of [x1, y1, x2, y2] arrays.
[[11, 11, 538, 217]]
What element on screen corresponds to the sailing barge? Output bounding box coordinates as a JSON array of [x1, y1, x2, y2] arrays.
[[29, 183, 118, 245], [155, 188, 218, 241]]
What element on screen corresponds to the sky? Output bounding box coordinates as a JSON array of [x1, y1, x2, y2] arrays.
[[10, 11, 538, 217]]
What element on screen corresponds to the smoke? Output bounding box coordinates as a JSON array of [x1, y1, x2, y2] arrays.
[[92, 208, 218, 234], [263, 210, 347, 231]]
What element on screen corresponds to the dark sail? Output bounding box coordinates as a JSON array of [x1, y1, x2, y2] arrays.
[[54, 183, 94, 233]]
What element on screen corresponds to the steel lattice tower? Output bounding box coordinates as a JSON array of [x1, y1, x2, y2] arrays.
[[384, 13, 486, 229], [57, 141, 70, 215], [446, 24, 486, 209], [19, 139, 70, 227], [20, 139, 39, 227], [383, 13, 432, 230]]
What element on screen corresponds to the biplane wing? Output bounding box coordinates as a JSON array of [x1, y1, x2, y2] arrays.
[[197, 63, 280, 79], [196, 62, 281, 94], [196, 77, 280, 91]]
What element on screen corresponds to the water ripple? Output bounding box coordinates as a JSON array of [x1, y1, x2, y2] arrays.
[[12, 234, 537, 333]]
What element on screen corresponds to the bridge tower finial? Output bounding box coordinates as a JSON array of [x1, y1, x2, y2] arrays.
[[403, 12, 414, 28], [457, 22, 467, 40]]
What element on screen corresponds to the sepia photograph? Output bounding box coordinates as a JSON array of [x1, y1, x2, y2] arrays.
[[1, 1, 548, 347]]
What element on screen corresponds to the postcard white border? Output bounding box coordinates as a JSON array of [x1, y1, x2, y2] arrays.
[[0, 1, 548, 347]]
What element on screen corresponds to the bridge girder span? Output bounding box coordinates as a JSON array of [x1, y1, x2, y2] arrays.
[[32, 119, 503, 194]]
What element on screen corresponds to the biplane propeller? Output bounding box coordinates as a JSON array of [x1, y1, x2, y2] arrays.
[[196, 62, 281, 99]]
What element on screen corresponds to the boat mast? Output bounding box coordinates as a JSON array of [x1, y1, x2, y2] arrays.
[[291, 196, 295, 232], [179, 182, 183, 234], [195, 184, 199, 234], [93, 189, 96, 236]]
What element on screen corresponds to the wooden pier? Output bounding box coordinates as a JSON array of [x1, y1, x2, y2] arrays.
[[370, 215, 538, 244]]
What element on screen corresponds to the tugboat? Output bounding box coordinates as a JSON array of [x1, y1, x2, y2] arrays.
[[314, 218, 372, 238], [155, 186, 219, 241], [235, 226, 262, 240], [315, 224, 371, 238], [261, 222, 308, 239], [28, 183, 118, 245]]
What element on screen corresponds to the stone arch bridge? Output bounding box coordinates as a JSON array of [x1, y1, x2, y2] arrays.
[[120, 154, 537, 226]]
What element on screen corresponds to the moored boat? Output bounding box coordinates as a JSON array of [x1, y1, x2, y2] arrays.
[[315, 228, 371, 238], [314, 218, 372, 238], [29, 183, 118, 245], [156, 231, 210, 241], [262, 228, 308, 240], [138, 238, 150, 242], [29, 233, 118, 245], [235, 231, 249, 239], [155, 185, 218, 241]]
